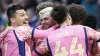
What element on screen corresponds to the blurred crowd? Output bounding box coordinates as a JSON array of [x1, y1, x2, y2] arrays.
[[0, 0, 100, 33]]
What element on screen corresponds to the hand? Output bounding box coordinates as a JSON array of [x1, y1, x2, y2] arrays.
[[23, 37, 33, 46]]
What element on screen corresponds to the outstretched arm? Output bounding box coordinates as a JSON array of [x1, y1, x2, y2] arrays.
[[85, 26, 100, 41], [34, 24, 58, 39]]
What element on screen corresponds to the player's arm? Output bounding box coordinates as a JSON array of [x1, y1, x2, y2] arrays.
[[34, 29, 50, 39], [33, 24, 58, 39], [0, 27, 13, 42], [85, 26, 100, 41]]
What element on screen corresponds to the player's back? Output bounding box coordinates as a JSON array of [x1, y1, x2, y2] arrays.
[[47, 25, 88, 56]]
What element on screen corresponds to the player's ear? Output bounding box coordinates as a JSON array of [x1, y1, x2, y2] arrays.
[[10, 18, 15, 23], [66, 14, 72, 25], [67, 14, 72, 20]]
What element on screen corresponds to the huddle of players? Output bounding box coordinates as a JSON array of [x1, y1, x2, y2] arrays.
[[0, 1, 99, 56]]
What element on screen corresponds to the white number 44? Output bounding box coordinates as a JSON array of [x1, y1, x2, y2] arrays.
[[55, 37, 84, 56]]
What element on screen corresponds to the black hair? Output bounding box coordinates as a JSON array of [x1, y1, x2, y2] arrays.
[[83, 14, 97, 30], [51, 4, 68, 24], [68, 3, 87, 24], [7, 5, 24, 26]]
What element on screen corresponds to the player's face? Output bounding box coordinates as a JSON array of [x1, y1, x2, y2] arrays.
[[14, 9, 28, 26], [41, 16, 56, 30]]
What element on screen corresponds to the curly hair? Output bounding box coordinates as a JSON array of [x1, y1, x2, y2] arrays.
[[68, 3, 87, 24], [51, 4, 68, 24], [36, 2, 54, 14]]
